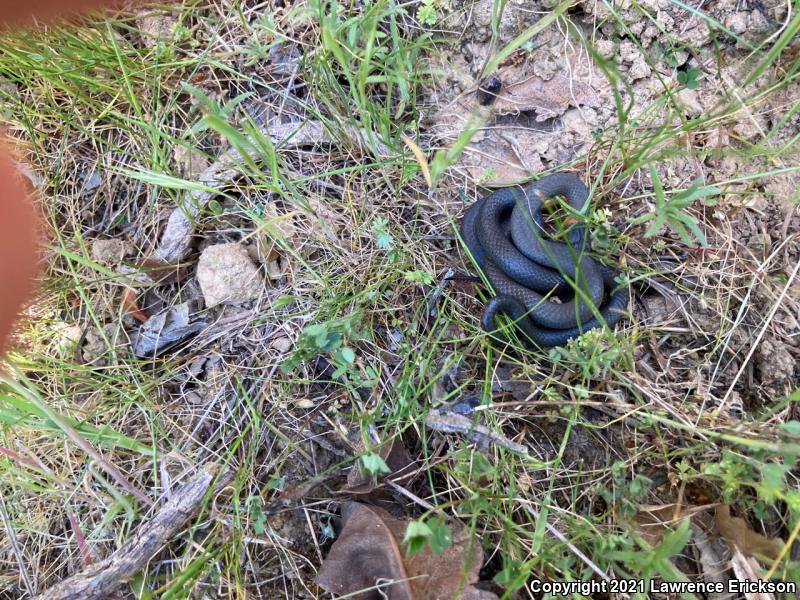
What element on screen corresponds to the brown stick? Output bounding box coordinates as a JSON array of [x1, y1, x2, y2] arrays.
[[33, 466, 229, 600]]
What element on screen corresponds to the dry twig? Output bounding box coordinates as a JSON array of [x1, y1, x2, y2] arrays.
[[32, 466, 229, 600]]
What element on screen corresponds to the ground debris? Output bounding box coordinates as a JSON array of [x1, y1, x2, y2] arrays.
[[133, 302, 207, 358], [425, 408, 529, 456], [91, 238, 132, 266], [197, 243, 262, 306], [31, 466, 229, 600], [152, 120, 389, 265], [714, 504, 784, 560], [316, 502, 497, 600]]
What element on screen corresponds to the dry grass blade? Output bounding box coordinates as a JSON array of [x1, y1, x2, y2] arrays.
[[0, 492, 35, 596], [1, 371, 152, 507]]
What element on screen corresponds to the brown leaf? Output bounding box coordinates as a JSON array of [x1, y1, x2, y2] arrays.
[[714, 504, 784, 560], [316, 503, 497, 600], [121, 288, 148, 323], [138, 258, 186, 286], [492, 74, 598, 121], [631, 504, 711, 547]]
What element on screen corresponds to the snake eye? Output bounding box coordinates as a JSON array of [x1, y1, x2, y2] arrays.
[[477, 76, 502, 106]]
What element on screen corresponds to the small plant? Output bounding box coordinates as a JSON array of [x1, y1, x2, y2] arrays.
[[677, 67, 701, 89], [417, 0, 439, 27], [547, 327, 630, 380], [589, 206, 621, 252], [629, 167, 719, 248], [360, 451, 391, 476], [371, 217, 394, 250], [404, 269, 434, 285], [281, 312, 378, 388], [404, 517, 452, 555], [246, 497, 268, 535]]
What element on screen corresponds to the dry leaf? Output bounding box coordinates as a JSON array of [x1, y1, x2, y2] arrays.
[[631, 504, 709, 547], [492, 73, 599, 121], [401, 133, 432, 188], [138, 258, 186, 286], [121, 288, 148, 323], [714, 505, 784, 560], [316, 502, 497, 600], [133, 302, 207, 358]]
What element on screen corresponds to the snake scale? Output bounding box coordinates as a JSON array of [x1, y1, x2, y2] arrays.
[[460, 172, 628, 347]]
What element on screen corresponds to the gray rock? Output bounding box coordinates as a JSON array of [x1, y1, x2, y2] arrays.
[[197, 243, 263, 306]]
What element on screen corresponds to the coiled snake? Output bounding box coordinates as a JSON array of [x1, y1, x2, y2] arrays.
[[460, 173, 628, 347]]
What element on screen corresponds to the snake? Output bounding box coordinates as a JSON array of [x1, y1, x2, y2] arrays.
[[460, 172, 628, 347]]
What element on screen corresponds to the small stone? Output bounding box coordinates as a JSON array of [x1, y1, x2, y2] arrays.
[[185, 391, 204, 405], [266, 255, 288, 280], [594, 39, 615, 59], [294, 398, 315, 409], [676, 89, 703, 118], [725, 12, 749, 35], [197, 243, 263, 306], [561, 107, 597, 138], [271, 336, 293, 354], [628, 57, 651, 81], [83, 170, 103, 192], [138, 14, 179, 47], [174, 145, 210, 178], [91, 239, 132, 266]]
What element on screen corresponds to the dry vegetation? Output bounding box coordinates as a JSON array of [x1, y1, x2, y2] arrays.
[[0, 0, 799, 598]]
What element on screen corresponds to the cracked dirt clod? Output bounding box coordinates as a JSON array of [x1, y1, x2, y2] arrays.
[[91, 239, 132, 266], [197, 243, 263, 306], [756, 338, 795, 397]]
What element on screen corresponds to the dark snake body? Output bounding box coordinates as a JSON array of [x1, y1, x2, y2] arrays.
[[460, 173, 628, 347]]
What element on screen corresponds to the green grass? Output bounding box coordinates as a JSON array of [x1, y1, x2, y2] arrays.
[[0, 0, 799, 597]]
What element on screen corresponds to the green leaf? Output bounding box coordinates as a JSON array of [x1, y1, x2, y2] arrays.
[[781, 421, 800, 436], [655, 518, 692, 560], [403, 520, 432, 556], [339, 347, 356, 364], [493, 558, 530, 590], [426, 518, 452, 555], [360, 452, 391, 476], [760, 462, 787, 501]]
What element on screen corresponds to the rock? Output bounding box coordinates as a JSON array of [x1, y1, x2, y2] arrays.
[[271, 336, 293, 353], [174, 145, 210, 178], [197, 243, 263, 306], [91, 239, 132, 266], [138, 13, 179, 47], [676, 89, 704, 118], [756, 338, 795, 397], [725, 11, 749, 34], [594, 39, 615, 59], [562, 107, 597, 139], [81, 323, 128, 365], [628, 56, 652, 81]]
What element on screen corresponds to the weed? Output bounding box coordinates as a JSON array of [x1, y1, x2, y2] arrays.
[[677, 66, 701, 89], [417, 0, 440, 27], [629, 167, 720, 247]]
